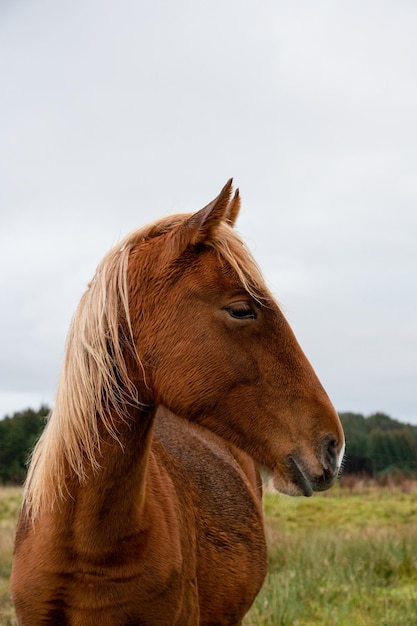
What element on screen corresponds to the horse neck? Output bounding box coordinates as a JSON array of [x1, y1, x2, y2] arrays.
[[63, 404, 156, 556]]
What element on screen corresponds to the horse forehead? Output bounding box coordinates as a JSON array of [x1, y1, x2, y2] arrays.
[[178, 248, 243, 290]]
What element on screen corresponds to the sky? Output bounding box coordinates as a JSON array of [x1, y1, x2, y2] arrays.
[[1, 0, 416, 424]]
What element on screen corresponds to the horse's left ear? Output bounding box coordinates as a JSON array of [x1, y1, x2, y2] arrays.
[[177, 179, 239, 249]]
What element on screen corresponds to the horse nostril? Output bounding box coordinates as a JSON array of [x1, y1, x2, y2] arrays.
[[328, 437, 337, 453], [322, 436, 339, 472]]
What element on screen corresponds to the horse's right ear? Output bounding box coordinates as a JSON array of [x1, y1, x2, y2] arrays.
[[174, 179, 239, 253], [225, 188, 240, 226]]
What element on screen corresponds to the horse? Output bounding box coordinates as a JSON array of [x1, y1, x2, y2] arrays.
[[11, 180, 345, 625]]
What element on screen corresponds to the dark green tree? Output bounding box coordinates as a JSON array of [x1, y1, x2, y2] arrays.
[[339, 412, 368, 457], [340, 412, 417, 477], [0, 405, 49, 484]]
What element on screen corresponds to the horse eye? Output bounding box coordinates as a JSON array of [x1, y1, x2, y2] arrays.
[[225, 303, 257, 320]]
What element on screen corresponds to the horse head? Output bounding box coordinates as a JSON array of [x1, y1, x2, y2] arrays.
[[126, 180, 345, 496]]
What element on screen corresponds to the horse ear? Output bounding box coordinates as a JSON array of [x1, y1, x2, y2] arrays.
[[225, 188, 240, 226], [162, 180, 239, 263], [173, 179, 234, 249], [183, 179, 234, 242]]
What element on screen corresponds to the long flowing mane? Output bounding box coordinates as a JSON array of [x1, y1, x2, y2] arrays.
[[23, 213, 266, 519]]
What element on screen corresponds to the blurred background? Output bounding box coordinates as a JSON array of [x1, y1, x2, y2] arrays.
[[1, 0, 416, 423]]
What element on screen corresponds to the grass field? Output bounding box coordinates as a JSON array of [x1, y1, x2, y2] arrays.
[[2, 483, 417, 625], [0, 487, 21, 626], [245, 482, 417, 625]]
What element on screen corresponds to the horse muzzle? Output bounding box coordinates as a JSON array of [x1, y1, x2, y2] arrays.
[[285, 435, 345, 497]]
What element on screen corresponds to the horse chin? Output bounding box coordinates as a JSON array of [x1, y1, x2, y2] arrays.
[[272, 476, 310, 498]]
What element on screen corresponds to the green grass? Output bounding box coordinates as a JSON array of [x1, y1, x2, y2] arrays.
[[244, 487, 417, 625], [2, 484, 417, 625], [0, 487, 21, 626]]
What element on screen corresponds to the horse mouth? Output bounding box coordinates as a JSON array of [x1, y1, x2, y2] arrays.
[[286, 455, 314, 497], [286, 453, 339, 497]]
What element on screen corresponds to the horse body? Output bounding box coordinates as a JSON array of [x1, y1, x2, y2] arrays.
[[11, 181, 344, 625], [13, 408, 264, 625]]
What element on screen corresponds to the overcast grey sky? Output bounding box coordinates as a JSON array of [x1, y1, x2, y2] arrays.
[[1, 0, 416, 424]]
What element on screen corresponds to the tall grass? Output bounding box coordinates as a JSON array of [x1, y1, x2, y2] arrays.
[[2, 484, 417, 625], [244, 486, 417, 625]]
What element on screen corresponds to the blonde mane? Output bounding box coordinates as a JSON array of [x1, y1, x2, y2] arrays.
[[23, 213, 267, 519]]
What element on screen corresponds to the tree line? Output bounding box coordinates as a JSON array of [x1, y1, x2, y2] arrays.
[[1, 406, 417, 484], [0, 405, 49, 484], [340, 411, 417, 477]]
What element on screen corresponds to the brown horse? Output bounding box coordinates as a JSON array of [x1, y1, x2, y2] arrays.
[[11, 181, 345, 625]]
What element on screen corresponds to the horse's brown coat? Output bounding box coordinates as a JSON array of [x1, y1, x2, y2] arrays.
[[11, 181, 344, 625]]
